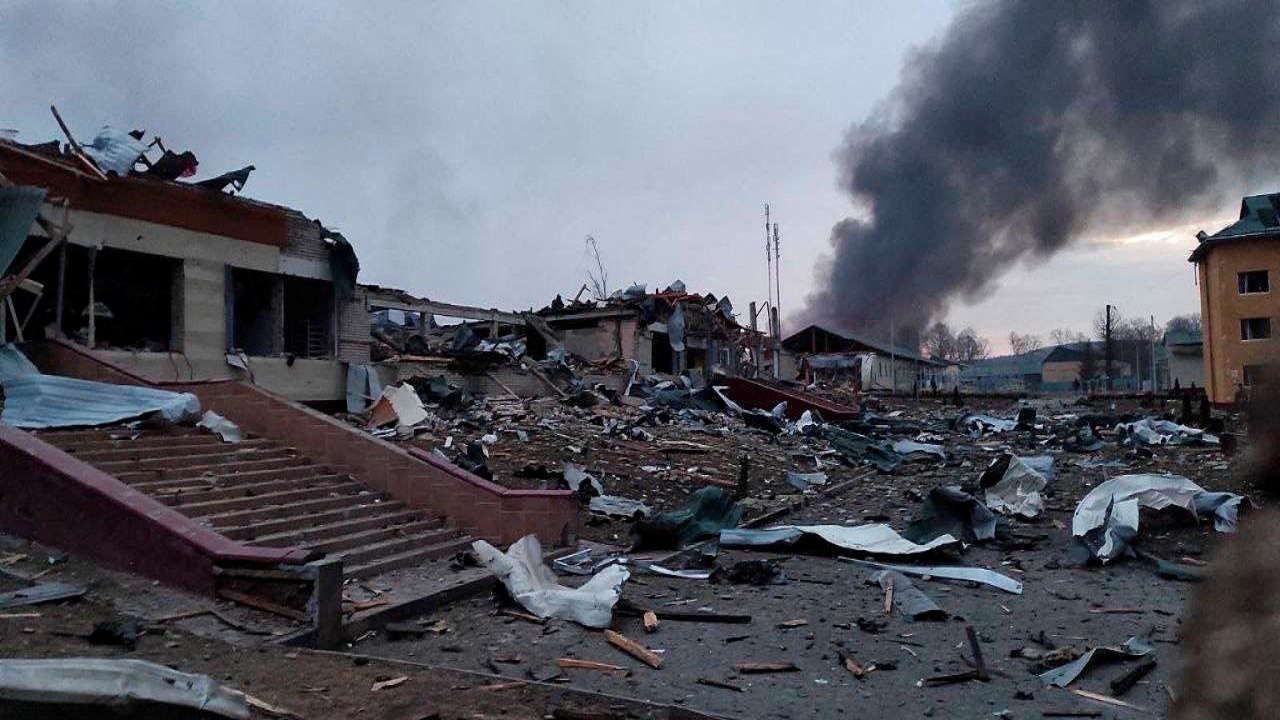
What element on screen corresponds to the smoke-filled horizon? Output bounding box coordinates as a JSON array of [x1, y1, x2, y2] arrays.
[[799, 0, 1280, 344]]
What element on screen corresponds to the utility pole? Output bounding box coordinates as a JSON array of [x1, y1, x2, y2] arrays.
[[772, 222, 781, 341], [1104, 304, 1114, 392]]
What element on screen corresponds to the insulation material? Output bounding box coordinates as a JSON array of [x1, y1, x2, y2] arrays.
[[365, 383, 427, 431], [472, 535, 629, 628], [79, 126, 149, 176]]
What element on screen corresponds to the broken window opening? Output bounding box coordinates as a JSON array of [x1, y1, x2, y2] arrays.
[[228, 268, 280, 356], [3, 239, 177, 351], [1240, 317, 1272, 341], [284, 276, 334, 359], [651, 331, 673, 373]]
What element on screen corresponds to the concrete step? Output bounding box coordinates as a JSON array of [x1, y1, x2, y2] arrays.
[[115, 457, 315, 483], [344, 536, 475, 579], [202, 493, 395, 529], [248, 509, 431, 548], [218, 501, 410, 540], [33, 427, 210, 444], [69, 438, 276, 464], [176, 482, 366, 517], [321, 525, 459, 563], [151, 475, 349, 506], [95, 446, 296, 472], [50, 434, 230, 454], [130, 465, 341, 493]]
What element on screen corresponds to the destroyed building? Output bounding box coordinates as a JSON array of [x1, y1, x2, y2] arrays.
[[782, 324, 956, 392], [1191, 191, 1280, 403], [0, 135, 368, 404], [536, 282, 744, 377]]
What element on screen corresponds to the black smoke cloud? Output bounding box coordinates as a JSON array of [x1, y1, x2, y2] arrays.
[[802, 0, 1280, 340]]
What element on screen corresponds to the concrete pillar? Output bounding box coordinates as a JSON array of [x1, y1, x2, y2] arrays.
[[308, 558, 343, 649]]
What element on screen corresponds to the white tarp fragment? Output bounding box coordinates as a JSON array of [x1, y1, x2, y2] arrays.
[[0, 346, 201, 429], [1116, 417, 1218, 446], [589, 495, 652, 518], [563, 462, 604, 494], [0, 658, 249, 719], [892, 439, 946, 462], [472, 535, 629, 628], [1073, 474, 1244, 562], [841, 557, 1023, 594], [80, 127, 149, 176], [785, 472, 829, 491], [720, 524, 958, 556], [985, 456, 1048, 518], [196, 411, 241, 443], [958, 413, 1018, 434]]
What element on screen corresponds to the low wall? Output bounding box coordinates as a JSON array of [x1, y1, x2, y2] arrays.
[[0, 426, 308, 594], [22, 339, 579, 546]]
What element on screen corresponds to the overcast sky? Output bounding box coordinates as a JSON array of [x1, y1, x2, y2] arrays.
[[1, 1, 1220, 353]]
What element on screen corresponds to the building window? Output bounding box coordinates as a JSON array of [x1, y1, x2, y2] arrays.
[[1241, 317, 1272, 341], [1238, 270, 1270, 294]]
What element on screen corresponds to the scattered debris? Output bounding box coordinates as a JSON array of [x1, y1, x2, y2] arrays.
[[473, 535, 629, 628], [721, 523, 957, 556], [1039, 637, 1152, 687], [604, 629, 662, 669], [1073, 474, 1244, 562], [0, 658, 250, 719]]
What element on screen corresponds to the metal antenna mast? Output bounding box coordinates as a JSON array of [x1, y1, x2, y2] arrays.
[[764, 204, 773, 318], [772, 221, 781, 339]]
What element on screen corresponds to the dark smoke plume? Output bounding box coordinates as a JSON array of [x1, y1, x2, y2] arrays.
[[803, 0, 1280, 341]]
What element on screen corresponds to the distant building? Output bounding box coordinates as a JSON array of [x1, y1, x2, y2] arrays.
[[1162, 330, 1204, 390], [1190, 192, 1280, 403]]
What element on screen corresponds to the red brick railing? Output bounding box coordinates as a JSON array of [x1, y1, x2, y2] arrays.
[[20, 339, 578, 545]]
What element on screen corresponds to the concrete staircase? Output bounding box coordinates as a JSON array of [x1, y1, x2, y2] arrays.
[[34, 425, 474, 580]]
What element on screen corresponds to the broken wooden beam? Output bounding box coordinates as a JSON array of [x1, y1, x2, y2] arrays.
[[734, 662, 798, 674], [604, 629, 662, 669]]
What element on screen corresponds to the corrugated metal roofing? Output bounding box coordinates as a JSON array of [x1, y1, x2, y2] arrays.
[[0, 345, 200, 429]]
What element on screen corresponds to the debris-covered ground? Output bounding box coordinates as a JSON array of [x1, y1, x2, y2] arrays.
[[2, 388, 1253, 719], [349, 389, 1252, 718]]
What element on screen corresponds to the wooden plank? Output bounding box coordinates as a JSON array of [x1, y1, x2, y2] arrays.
[[734, 662, 798, 674], [557, 658, 626, 672], [605, 629, 662, 669]]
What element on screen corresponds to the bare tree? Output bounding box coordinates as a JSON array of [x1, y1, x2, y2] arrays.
[[921, 321, 956, 361], [954, 327, 990, 361], [1166, 313, 1202, 335], [584, 235, 609, 300], [1048, 327, 1088, 346], [1009, 332, 1044, 355]]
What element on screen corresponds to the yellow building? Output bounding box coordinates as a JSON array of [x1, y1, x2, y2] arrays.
[[1191, 193, 1280, 403]]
